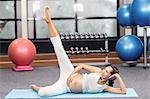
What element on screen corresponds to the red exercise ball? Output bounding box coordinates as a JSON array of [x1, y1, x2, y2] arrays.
[[8, 38, 36, 71]]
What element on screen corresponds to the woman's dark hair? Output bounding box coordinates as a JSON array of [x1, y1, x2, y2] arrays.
[[107, 65, 119, 87]]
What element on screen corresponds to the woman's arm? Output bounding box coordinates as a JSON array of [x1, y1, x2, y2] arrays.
[[70, 64, 101, 76], [104, 73, 126, 94], [67, 64, 102, 83]]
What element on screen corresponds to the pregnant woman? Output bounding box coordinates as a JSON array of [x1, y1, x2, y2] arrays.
[[31, 6, 126, 96]]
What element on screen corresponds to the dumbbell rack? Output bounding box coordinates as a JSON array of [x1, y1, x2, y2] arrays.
[[59, 32, 111, 67]]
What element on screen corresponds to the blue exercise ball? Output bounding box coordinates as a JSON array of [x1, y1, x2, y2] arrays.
[[131, 0, 150, 26], [117, 4, 133, 26], [116, 35, 143, 61]]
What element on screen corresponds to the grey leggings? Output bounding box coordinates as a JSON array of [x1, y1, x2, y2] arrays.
[[38, 35, 74, 96]]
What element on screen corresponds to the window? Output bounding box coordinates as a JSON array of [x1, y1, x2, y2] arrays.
[[0, 0, 21, 39], [27, 0, 117, 39]]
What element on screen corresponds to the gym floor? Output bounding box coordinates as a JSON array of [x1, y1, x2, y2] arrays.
[[0, 64, 149, 99]]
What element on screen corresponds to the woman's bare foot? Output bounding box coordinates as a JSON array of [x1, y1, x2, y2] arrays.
[[30, 85, 41, 92], [43, 6, 58, 37], [43, 6, 51, 23]]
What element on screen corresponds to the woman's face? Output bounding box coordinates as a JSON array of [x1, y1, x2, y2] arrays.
[[101, 66, 113, 79]]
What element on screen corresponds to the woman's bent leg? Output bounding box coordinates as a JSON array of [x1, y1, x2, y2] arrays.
[[38, 81, 67, 96]]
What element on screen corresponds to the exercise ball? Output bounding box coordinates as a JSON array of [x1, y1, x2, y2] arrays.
[[8, 38, 36, 71], [116, 35, 143, 61], [117, 4, 133, 26], [131, 0, 150, 26]]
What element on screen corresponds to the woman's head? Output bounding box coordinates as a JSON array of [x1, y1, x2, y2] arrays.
[[101, 65, 119, 80], [101, 65, 119, 86]]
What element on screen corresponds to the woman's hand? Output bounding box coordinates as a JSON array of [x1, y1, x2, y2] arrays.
[[43, 6, 51, 23], [104, 73, 126, 94], [108, 73, 119, 81], [67, 73, 78, 84], [67, 75, 74, 84]]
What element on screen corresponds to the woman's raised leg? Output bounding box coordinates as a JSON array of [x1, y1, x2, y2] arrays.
[[33, 6, 74, 96]]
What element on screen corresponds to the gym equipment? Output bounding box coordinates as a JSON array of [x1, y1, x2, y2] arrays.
[[64, 32, 110, 66], [8, 38, 36, 71], [132, 0, 150, 68], [143, 28, 149, 68], [117, 1, 150, 68], [85, 33, 90, 39], [131, 0, 150, 26], [126, 61, 137, 67], [117, 4, 133, 26], [67, 47, 109, 54], [60, 33, 108, 40], [5, 88, 138, 98], [148, 38, 150, 51], [115, 35, 143, 61]]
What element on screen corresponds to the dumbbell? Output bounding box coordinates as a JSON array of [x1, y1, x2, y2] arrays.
[[85, 33, 90, 39], [60, 33, 65, 40], [103, 33, 107, 38], [79, 33, 84, 39], [95, 33, 99, 38], [85, 47, 90, 54], [75, 47, 80, 54], [80, 47, 85, 54], [99, 33, 104, 38], [89, 33, 94, 39], [70, 47, 75, 54], [65, 33, 70, 40], [70, 34, 75, 40]]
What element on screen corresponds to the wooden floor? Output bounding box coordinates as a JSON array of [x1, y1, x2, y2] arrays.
[[0, 52, 147, 68]]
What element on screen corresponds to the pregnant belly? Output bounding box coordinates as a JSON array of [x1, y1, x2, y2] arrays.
[[67, 73, 83, 93]]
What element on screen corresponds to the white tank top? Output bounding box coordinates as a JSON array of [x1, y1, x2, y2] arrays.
[[82, 73, 108, 93]]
